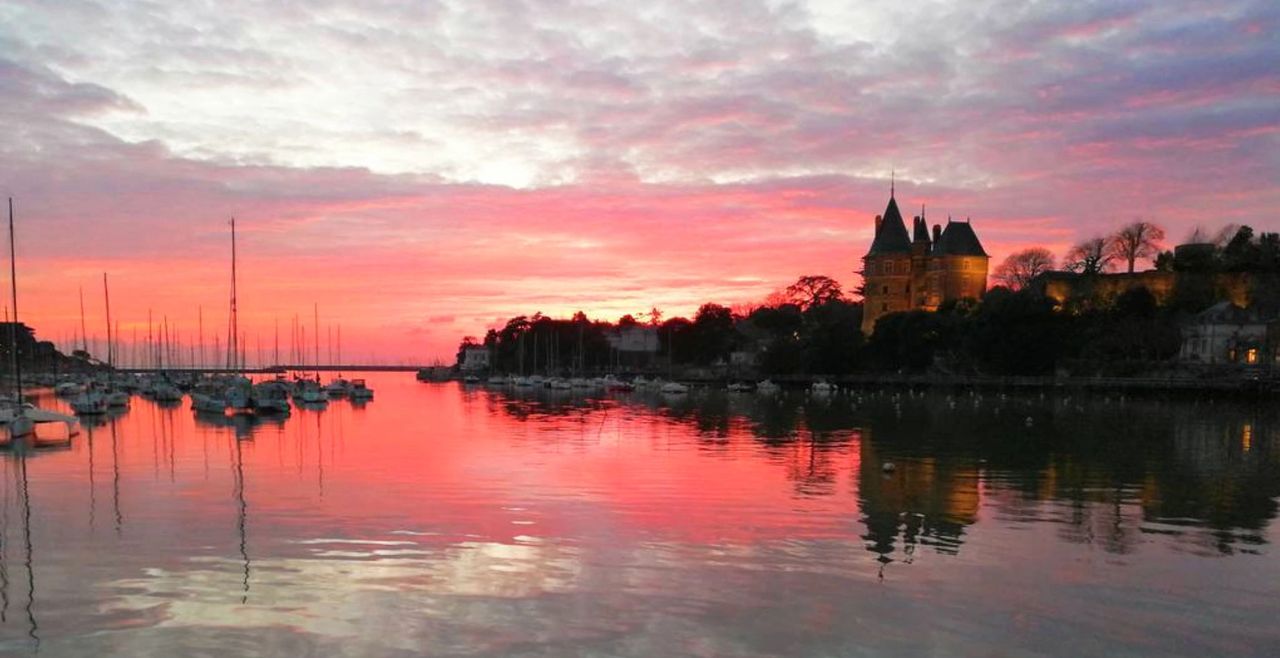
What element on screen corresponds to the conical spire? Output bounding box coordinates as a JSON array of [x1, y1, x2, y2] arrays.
[[867, 191, 911, 255]]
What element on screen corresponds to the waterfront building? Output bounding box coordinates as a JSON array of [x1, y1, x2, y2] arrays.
[[459, 346, 491, 372], [1178, 302, 1279, 366], [606, 325, 660, 354], [860, 189, 990, 334]]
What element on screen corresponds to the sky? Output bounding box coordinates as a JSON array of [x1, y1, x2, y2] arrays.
[[0, 0, 1277, 363]]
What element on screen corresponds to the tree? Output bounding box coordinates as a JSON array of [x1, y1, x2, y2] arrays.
[[785, 275, 844, 310], [1108, 221, 1165, 273], [689, 303, 736, 365], [1063, 237, 1114, 275], [992, 248, 1056, 290], [1221, 225, 1259, 272], [964, 288, 1064, 375]]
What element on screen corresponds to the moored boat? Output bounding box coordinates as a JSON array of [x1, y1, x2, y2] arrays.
[[348, 378, 374, 401]]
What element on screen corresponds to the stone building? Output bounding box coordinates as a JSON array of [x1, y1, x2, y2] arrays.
[[860, 190, 990, 334], [1178, 302, 1279, 366]]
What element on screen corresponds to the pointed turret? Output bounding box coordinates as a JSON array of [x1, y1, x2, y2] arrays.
[[912, 204, 931, 244], [866, 194, 911, 256]]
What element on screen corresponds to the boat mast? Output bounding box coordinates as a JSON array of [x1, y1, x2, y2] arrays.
[[102, 273, 113, 368], [228, 217, 239, 373], [313, 303, 320, 380], [198, 306, 204, 371], [7, 199, 22, 402], [79, 285, 88, 356]]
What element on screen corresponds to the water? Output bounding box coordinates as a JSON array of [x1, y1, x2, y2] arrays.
[[0, 375, 1277, 657]]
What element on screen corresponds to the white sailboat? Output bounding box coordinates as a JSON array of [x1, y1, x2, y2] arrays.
[[3, 198, 70, 441]]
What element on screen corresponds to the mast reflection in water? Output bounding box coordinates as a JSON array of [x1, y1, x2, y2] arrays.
[[0, 374, 1276, 656]]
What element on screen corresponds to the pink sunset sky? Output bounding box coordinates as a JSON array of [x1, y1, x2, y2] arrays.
[[1, 0, 1277, 363]]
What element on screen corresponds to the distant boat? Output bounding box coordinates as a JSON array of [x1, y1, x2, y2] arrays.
[[70, 386, 108, 415], [252, 380, 292, 414], [757, 380, 781, 394], [325, 378, 350, 397], [226, 376, 254, 413], [603, 375, 634, 391], [189, 376, 229, 414], [348, 378, 374, 401], [152, 380, 183, 402], [660, 381, 689, 395], [298, 379, 329, 404], [811, 381, 835, 395], [55, 381, 84, 397], [727, 381, 755, 392], [105, 389, 130, 409]]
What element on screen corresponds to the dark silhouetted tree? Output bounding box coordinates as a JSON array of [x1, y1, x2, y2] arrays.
[[689, 303, 736, 365], [1063, 237, 1114, 275], [993, 248, 1056, 290], [785, 275, 844, 310], [1109, 221, 1165, 273]]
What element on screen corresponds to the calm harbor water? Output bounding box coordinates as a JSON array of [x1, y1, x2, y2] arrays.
[[0, 374, 1277, 657]]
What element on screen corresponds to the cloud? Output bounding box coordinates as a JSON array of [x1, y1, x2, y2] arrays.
[[0, 0, 1276, 360]]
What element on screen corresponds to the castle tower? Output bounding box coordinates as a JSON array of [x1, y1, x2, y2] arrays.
[[909, 205, 932, 310], [861, 190, 913, 334], [927, 219, 989, 307]]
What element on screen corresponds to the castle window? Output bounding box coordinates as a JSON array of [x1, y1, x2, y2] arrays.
[[882, 285, 889, 294], [881, 303, 888, 311]]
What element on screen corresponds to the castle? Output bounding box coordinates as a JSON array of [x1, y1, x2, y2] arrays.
[[861, 189, 990, 334]]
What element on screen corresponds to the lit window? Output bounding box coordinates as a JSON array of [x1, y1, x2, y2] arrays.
[[1246, 348, 1258, 365]]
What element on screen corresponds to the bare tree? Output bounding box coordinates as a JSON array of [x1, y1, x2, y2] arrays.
[[1108, 221, 1166, 273], [1063, 237, 1114, 275], [993, 248, 1056, 290], [785, 275, 845, 310]]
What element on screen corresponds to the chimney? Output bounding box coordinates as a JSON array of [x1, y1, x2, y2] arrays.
[[932, 224, 942, 242]]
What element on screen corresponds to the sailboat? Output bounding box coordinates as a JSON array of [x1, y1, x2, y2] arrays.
[[195, 218, 238, 415], [102, 273, 129, 409], [3, 199, 35, 440], [3, 199, 78, 444], [70, 284, 109, 415], [296, 304, 328, 405]]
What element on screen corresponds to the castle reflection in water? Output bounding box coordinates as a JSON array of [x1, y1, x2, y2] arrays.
[[477, 384, 1279, 563]]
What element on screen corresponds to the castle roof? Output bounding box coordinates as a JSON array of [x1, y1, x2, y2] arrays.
[[865, 195, 911, 256], [934, 220, 988, 257]]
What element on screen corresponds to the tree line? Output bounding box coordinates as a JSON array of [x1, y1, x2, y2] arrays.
[[458, 222, 1277, 378], [994, 221, 1280, 290]]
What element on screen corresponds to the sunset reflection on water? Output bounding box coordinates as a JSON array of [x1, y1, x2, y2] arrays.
[[0, 375, 1276, 656]]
